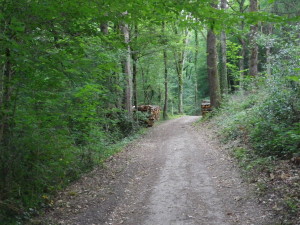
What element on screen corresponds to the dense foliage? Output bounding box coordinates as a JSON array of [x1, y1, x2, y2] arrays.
[[0, 0, 299, 223], [208, 2, 300, 221], [214, 23, 300, 158], [0, 1, 213, 223], [0, 1, 140, 223]]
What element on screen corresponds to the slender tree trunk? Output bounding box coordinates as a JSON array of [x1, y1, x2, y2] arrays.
[[220, 0, 228, 95], [162, 22, 168, 120], [163, 50, 168, 119], [100, 23, 108, 34], [174, 29, 188, 114], [174, 48, 184, 114], [180, 30, 189, 114], [237, 0, 247, 91], [194, 30, 199, 108], [266, 24, 273, 76], [0, 48, 13, 145], [121, 23, 133, 116], [207, 28, 221, 108], [141, 66, 147, 104], [109, 24, 122, 109], [132, 53, 138, 108], [132, 24, 138, 109], [249, 0, 259, 77], [178, 61, 184, 114], [239, 37, 246, 90], [220, 31, 228, 94]]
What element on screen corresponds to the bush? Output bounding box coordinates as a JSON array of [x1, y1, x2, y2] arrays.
[[0, 100, 144, 224], [213, 27, 300, 159], [213, 78, 299, 158]]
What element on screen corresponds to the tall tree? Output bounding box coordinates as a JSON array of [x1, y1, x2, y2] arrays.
[[265, 23, 273, 76], [238, 0, 248, 89], [207, 28, 221, 108], [220, 0, 229, 95], [0, 47, 13, 146], [228, 0, 248, 90], [174, 28, 188, 114], [249, 0, 259, 77], [121, 22, 133, 115], [207, 3, 221, 108], [162, 22, 169, 119], [132, 24, 139, 109], [194, 30, 199, 107], [100, 23, 109, 34]]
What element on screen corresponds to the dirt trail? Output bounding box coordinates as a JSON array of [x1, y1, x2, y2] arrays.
[[42, 116, 275, 225]]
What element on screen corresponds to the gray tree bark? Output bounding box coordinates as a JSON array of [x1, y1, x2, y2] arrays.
[[0, 48, 13, 145], [207, 28, 221, 108], [174, 29, 188, 114], [220, 0, 228, 95], [194, 30, 199, 108], [121, 23, 133, 116], [162, 22, 169, 120], [179, 30, 189, 114], [132, 24, 138, 109], [100, 23, 108, 34], [266, 24, 273, 76], [239, 38, 246, 89], [237, 0, 247, 90], [249, 0, 259, 77]]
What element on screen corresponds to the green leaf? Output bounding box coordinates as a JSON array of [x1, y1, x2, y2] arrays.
[[10, 17, 25, 32], [286, 76, 300, 82]]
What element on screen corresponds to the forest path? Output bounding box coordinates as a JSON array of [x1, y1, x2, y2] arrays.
[[42, 116, 275, 225]]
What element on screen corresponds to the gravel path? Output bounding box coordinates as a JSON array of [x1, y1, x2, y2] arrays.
[[41, 116, 275, 225]]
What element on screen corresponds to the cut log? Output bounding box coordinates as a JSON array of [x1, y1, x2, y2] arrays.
[[201, 100, 212, 117], [135, 105, 161, 127]]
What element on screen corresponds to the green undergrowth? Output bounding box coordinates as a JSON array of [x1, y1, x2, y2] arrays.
[[208, 75, 300, 223], [232, 147, 275, 172], [0, 113, 148, 225], [212, 86, 300, 159], [98, 127, 147, 164]]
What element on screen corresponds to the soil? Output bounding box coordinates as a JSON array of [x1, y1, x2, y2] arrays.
[[37, 116, 277, 225]]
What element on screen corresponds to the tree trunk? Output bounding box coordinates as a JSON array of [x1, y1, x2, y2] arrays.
[[180, 31, 189, 114], [174, 29, 188, 114], [237, 0, 247, 91], [220, 0, 228, 95], [141, 66, 148, 104], [194, 30, 199, 108], [207, 28, 221, 108], [239, 37, 246, 90], [0, 48, 13, 145], [178, 66, 183, 114], [121, 23, 133, 116], [174, 49, 184, 114], [100, 23, 109, 34], [163, 51, 168, 119], [132, 53, 138, 108], [132, 24, 138, 109], [162, 22, 168, 120], [174, 50, 185, 114], [266, 24, 273, 76], [249, 0, 259, 77]]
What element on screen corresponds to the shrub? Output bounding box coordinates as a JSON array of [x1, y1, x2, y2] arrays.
[[213, 78, 299, 158]]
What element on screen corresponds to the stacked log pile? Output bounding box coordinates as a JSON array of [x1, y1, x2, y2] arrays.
[[201, 100, 212, 116], [135, 105, 161, 127]]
